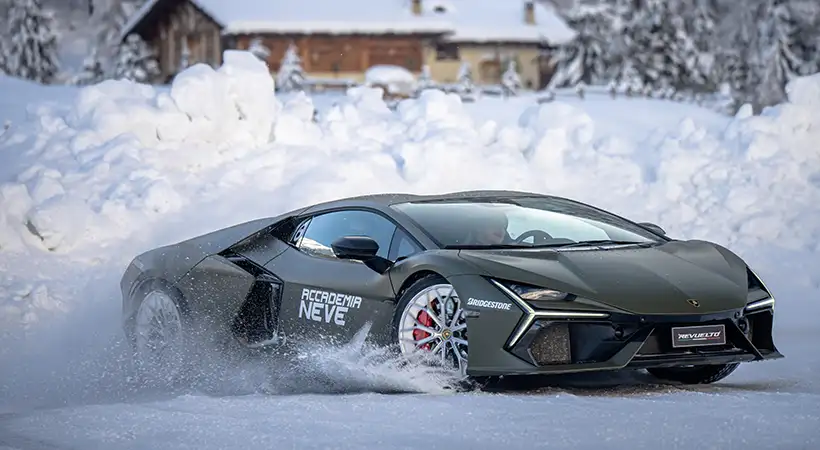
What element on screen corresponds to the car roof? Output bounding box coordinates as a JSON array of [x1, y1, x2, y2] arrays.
[[321, 190, 561, 207]]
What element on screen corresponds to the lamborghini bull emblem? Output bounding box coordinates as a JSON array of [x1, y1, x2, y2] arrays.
[[686, 299, 700, 308]]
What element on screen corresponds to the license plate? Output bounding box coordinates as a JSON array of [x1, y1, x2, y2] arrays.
[[671, 324, 726, 348]]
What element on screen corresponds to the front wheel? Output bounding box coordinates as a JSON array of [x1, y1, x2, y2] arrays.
[[647, 363, 739, 385], [392, 274, 469, 378]]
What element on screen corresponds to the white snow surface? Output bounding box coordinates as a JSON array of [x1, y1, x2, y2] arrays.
[[122, 0, 574, 44], [1, 53, 820, 448]]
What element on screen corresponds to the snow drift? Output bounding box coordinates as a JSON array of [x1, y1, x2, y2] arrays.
[[0, 50, 818, 336]]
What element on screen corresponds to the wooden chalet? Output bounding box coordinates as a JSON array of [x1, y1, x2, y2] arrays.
[[120, 0, 576, 87]]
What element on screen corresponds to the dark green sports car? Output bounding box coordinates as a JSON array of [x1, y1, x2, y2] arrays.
[[120, 190, 782, 385]]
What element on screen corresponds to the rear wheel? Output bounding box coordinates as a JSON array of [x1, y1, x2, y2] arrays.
[[647, 363, 739, 384], [393, 275, 469, 377], [131, 287, 190, 386]]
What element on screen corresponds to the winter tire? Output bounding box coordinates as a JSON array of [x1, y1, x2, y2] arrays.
[[130, 282, 192, 387]]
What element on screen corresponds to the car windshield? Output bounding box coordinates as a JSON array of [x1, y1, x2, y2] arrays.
[[391, 197, 665, 249]]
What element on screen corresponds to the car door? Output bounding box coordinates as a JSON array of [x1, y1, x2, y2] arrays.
[[264, 209, 406, 344]]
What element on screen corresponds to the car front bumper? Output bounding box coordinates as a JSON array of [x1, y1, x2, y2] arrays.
[[466, 306, 783, 377]]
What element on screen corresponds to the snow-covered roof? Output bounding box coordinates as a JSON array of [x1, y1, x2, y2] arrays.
[[419, 0, 576, 44], [122, 0, 576, 45]]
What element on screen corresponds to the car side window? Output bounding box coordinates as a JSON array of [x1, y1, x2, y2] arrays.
[[390, 229, 422, 260], [298, 210, 396, 260], [289, 218, 311, 246]]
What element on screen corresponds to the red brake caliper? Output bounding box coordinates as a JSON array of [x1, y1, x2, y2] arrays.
[[413, 310, 435, 351]]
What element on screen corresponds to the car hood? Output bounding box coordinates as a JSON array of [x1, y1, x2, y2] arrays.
[[457, 240, 749, 315]]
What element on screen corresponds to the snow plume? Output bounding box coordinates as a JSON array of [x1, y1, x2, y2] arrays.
[[259, 323, 462, 395]]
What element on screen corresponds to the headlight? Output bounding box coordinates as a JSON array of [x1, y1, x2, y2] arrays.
[[502, 281, 569, 301], [746, 267, 775, 311]]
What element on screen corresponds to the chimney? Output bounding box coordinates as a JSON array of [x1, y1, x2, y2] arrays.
[[412, 0, 422, 15], [524, 1, 535, 25]]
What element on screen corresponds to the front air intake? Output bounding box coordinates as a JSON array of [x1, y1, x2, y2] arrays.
[[529, 322, 572, 365]]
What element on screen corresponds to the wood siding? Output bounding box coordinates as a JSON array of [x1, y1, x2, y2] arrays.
[[138, 0, 223, 82], [234, 35, 425, 74]]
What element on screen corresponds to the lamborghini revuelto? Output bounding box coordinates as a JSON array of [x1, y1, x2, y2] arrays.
[[121, 190, 782, 385]]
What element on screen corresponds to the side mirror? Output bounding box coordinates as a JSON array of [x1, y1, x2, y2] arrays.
[[638, 222, 666, 236], [332, 235, 379, 259], [331, 236, 392, 274]]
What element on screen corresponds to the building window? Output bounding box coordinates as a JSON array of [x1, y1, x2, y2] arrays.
[[435, 43, 459, 61]]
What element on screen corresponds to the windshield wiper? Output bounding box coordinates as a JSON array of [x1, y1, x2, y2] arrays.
[[541, 239, 655, 249]]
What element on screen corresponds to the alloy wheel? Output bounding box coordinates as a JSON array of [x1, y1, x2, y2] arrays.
[[398, 283, 468, 376], [134, 290, 184, 378]]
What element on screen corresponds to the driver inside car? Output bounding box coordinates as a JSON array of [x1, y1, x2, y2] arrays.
[[470, 210, 511, 245]]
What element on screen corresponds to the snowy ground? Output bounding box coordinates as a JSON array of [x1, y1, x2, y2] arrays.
[[0, 53, 819, 449]]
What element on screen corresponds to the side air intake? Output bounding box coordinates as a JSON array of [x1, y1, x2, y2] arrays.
[[221, 251, 284, 346]]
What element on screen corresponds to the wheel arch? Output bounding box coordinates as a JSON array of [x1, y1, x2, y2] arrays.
[[395, 270, 448, 299]]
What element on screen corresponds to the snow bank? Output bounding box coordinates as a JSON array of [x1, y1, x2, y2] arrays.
[[0, 53, 818, 333], [0, 51, 277, 254], [364, 65, 417, 95]]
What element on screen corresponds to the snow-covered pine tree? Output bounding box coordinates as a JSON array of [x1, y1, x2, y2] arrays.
[[248, 37, 271, 62], [604, 0, 716, 94], [713, 0, 806, 110], [601, 0, 640, 85], [0, 40, 7, 75], [112, 33, 160, 83], [549, 0, 614, 88], [755, 0, 802, 107], [417, 64, 433, 91], [789, 0, 820, 76], [456, 61, 474, 93], [501, 60, 522, 96], [276, 43, 306, 92], [4, 0, 61, 84], [713, 0, 760, 109], [631, 0, 704, 91], [456, 61, 477, 101], [72, 46, 105, 85], [94, 0, 144, 72], [684, 0, 720, 89]]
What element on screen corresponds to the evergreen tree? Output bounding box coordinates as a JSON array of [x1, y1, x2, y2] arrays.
[[0, 40, 7, 75], [112, 33, 159, 83], [676, 0, 720, 91], [72, 46, 105, 85], [755, 0, 802, 107], [94, 0, 144, 71], [783, 0, 819, 75], [549, 0, 614, 88], [686, 0, 719, 85], [601, 0, 642, 86], [4, 0, 61, 84], [501, 60, 522, 95], [275, 43, 305, 92], [713, 0, 807, 110], [417, 64, 433, 91], [714, 0, 760, 108], [248, 37, 270, 62], [456, 61, 474, 94], [626, 0, 700, 90]]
